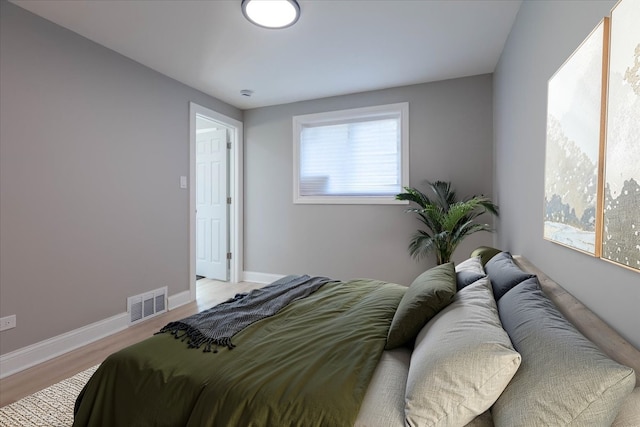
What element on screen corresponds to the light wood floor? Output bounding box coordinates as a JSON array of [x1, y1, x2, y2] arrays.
[[0, 279, 265, 407]]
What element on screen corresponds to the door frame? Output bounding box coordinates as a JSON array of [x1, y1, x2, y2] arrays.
[[189, 102, 243, 301]]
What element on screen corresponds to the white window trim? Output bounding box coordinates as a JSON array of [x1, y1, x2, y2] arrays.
[[292, 102, 409, 205]]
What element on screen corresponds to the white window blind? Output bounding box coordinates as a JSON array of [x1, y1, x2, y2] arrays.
[[293, 103, 409, 204]]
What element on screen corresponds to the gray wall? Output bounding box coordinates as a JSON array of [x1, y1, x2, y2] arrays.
[[0, 1, 242, 354], [494, 0, 640, 348], [244, 75, 495, 285]]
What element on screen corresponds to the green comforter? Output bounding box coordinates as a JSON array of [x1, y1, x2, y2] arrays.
[[73, 279, 405, 427]]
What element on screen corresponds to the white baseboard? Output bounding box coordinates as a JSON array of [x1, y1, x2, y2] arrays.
[[0, 312, 129, 379], [0, 290, 195, 379], [243, 271, 286, 284], [168, 290, 192, 310]]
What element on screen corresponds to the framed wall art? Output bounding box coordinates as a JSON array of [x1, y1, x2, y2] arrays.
[[602, 0, 640, 271], [544, 19, 609, 255]]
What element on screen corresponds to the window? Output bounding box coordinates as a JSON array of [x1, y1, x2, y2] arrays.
[[293, 103, 409, 204]]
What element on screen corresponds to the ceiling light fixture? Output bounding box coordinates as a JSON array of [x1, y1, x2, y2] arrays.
[[241, 0, 300, 29]]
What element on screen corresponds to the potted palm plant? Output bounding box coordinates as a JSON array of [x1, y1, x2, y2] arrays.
[[396, 180, 499, 265]]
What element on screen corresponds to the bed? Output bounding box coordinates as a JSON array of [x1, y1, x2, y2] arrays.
[[73, 250, 640, 427]]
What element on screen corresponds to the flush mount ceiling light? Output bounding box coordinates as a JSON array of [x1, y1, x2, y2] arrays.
[[241, 0, 300, 29]]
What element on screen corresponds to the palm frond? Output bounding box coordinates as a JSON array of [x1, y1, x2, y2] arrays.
[[408, 230, 436, 260], [450, 220, 490, 246], [428, 180, 455, 209], [441, 200, 484, 231], [396, 187, 432, 209], [418, 205, 446, 233], [463, 194, 499, 217], [478, 198, 499, 216]]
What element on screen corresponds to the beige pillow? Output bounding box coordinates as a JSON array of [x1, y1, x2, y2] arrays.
[[355, 348, 410, 427], [405, 278, 521, 427]]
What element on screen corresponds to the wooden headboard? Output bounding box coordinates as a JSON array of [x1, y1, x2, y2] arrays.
[[513, 255, 640, 387]]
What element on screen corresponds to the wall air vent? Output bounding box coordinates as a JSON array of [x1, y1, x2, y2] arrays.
[[127, 286, 168, 325]]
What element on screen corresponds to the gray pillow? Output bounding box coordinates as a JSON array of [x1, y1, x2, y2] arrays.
[[484, 252, 534, 301], [405, 277, 521, 427], [455, 256, 486, 290], [386, 263, 456, 350], [456, 271, 485, 290], [492, 277, 636, 427]]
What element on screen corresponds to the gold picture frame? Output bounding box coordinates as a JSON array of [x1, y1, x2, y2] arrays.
[[602, 0, 640, 271]]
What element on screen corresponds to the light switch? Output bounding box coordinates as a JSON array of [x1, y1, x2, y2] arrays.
[[180, 176, 188, 189], [0, 315, 16, 331]]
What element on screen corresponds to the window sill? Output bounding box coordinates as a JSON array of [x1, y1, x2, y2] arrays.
[[293, 196, 409, 205]]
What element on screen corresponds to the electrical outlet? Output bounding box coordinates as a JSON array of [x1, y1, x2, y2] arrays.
[[0, 315, 16, 331]]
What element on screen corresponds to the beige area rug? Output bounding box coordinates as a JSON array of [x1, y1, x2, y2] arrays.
[[0, 365, 98, 427]]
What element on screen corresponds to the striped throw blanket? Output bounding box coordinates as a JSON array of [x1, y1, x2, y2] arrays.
[[158, 275, 335, 352]]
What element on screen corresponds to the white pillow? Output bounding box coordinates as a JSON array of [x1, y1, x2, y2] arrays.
[[455, 255, 484, 275], [405, 278, 521, 427]]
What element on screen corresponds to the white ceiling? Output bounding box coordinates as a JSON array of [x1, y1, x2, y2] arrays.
[[12, 0, 522, 110]]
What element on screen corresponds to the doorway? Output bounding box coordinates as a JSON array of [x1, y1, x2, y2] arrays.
[[189, 103, 243, 302]]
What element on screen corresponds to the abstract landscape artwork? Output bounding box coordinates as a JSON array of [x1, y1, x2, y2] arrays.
[[602, 0, 640, 271], [544, 20, 608, 255]]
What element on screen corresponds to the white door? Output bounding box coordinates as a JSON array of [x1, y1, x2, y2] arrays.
[[196, 126, 228, 280]]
